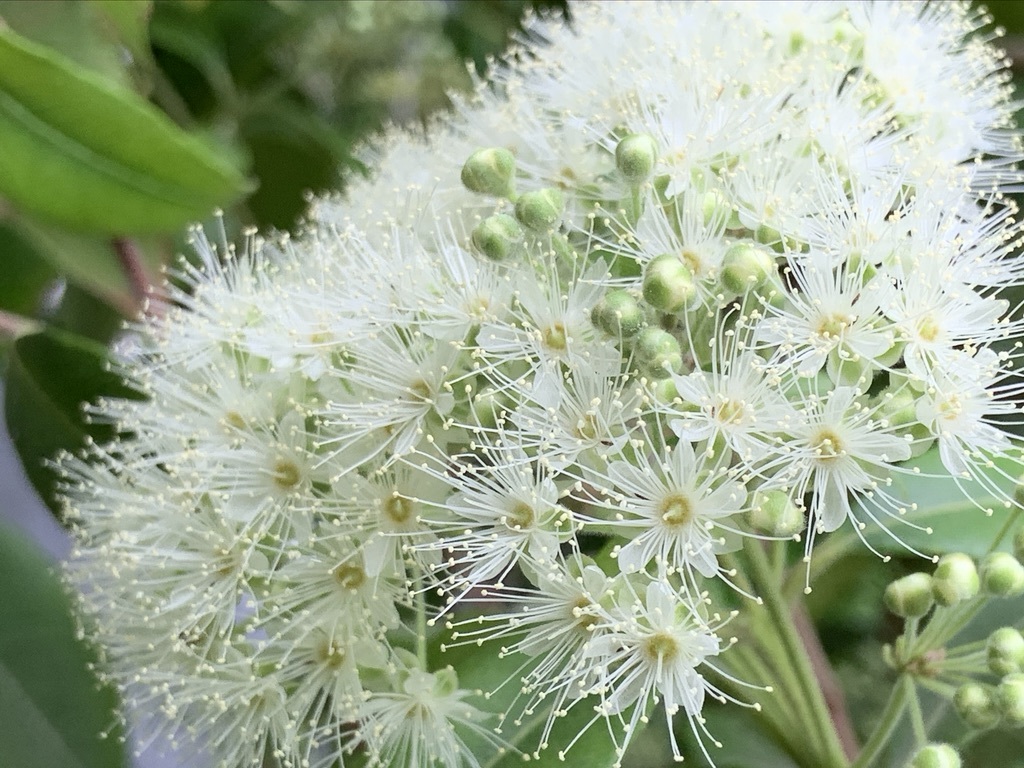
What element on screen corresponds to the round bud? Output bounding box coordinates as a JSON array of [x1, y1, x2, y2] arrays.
[[746, 490, 804, 537], [987, 627, 1024, 677], [954, 682, 1002, 730], [884, 572, 934, 619], [514, 188, 565, 232], [591, 289, 644, 339], [1015, 526, 1024, 563], [931, 553, 979, 607], [1014, 474, 1024, 508], [699, 188, 736, 228], [908, 744, 960, 768], [471, 387, 514, 430], [461, 147, 516, 198], [471, 214, 524, 261], [980, 552, 1024, 597], [642, 254, 695, 313], [634, 327, 683, 379], [997, 673, 1024, 728], [720, 243, 776, 295], [615, 133, 658, 185]]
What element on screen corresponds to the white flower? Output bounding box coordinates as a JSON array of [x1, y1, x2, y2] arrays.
[[581, 581, 725, 766], [761, 385, 912, 535], [581, 438, 748, 581]]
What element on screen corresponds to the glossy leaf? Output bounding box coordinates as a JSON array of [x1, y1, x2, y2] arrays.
[[4, 328, 143, 513], [0, 520, 125, 768], [852, 447, 1019, 558], [438, 640, 644, 768], [0, 26, 250, 234], [0, 223, 57, 317]]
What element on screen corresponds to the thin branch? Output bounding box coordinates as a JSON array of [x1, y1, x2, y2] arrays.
[[792, 602, 860, 761], [112, 237, 158, 310], [0, 308, 42, 339]]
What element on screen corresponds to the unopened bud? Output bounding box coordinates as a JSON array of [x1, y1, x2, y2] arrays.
[[700, 188, 737, 228], [720, 243, 776, 295], [987, 627, 1024, 676], [634, 327, 683, 379], [954, 682, 1001, 730], [642, 254, 695, 313], [980, 552, 1024, 597], [616, 133, 658, 184], [997, 673, 1024, 728], [591, 289, 644, 339], [461, 147, 516, 198], [908, 744, 960, 768], [931, 553, 979, 607], [746, 490, 804, 537], [514, 188, 565, 232], [471, 387, 513, 430], [884, 572, 934, 619], [471, 214, 524, 261]]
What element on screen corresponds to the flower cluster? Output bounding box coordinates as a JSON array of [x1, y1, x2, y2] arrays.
[[62, 2, 1024, 767]]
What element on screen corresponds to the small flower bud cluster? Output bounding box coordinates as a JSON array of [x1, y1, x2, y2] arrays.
[[60, 3, 1024, 767]]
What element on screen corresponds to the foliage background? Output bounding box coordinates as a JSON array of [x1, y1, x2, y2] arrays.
[[0, 2, 1022, 767]]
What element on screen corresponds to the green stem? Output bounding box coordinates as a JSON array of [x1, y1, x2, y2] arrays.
[[743, 540, 849, 768], [907, 682, 927, 748], [414, 566, 428, 668], [988, 506, 1023, 554], [851, 675, 911, 768]]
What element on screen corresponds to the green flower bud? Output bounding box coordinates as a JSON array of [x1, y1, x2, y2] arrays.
[[746, 490, 804, 537], [471, 386, 513, 430], [591, 289, 644, 339], [461, 147, 516, 197], [700, 188, 737, 228], [980, 552, 1024, 597], [471, 214, 524, 261], [1015, 526, 1024, 563], [954, 682, 1002, 730], [634, 327, 683, 379], [432, 665, 459, 696], [514, 188, 565, 232], [908, 744, 960, 768], [987, 627, 1024, 676], [884, 572, 934, 619], [650, 376, 680, 404], [931, 553, 979, 607], [616, 133, 658, 184], [720, 243, 776, 294], [997, 673, 1024, 728], [875, 386, 933, 457], [642, 254, 696, 313]]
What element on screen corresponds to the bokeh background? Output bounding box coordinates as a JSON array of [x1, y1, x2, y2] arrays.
[[1, 2, 1023, 767]]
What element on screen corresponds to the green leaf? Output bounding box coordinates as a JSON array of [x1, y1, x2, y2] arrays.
[[0, 0, 130, 84], [88, 0, 154, 68], [4, 327, 143, 514], [12, 217, 136, 313], [0, 222, 58, 317], [853, 447, 1019, 558], [439, 640, 645, 768], [0, 520, 125, 768], [0, 26, 251, 234]]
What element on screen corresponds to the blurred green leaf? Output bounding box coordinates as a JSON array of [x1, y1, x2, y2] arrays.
[[12, 217, 136, 314], [0, 222, 57, 317], [0, 26, 251, 234], [851, 447, 1020, 558], [0, 0, 130, 84], [439, 639, 644, 767], [89, 0, 154, 66], [4, 327, 143, 513], [0, 520, 125, 768]]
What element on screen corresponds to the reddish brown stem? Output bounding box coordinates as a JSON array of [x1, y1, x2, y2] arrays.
[[792, 603, 860, 761]]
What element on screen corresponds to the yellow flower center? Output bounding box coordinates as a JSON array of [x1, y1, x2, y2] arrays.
[[658, 493, 693, 527], [643, 631, 680, 663], [272, 458, 302, 489]]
